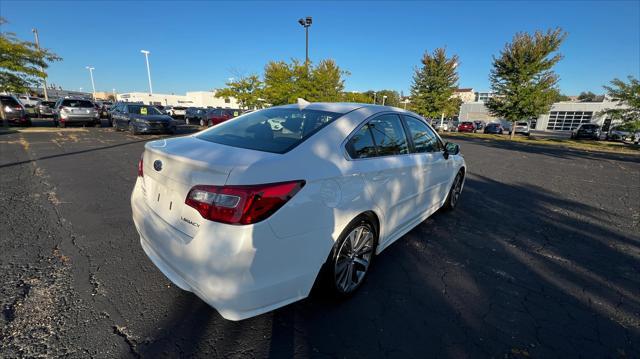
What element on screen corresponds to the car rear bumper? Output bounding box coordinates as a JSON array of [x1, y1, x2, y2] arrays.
[[131, 178, 323, 320], [60, 115, 98, 123]]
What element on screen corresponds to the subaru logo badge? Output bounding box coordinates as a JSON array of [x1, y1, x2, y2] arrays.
[[153, 160, 162, 172]]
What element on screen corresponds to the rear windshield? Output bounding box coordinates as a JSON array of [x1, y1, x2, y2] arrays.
[[127, 105, 162, 115], [61, 99, 94, 108], [581, 124, 598, 129], [40, 101, 56, 107], [196, 108, 343, 154], [1, 96, 21, 106], [517, 122, 528, 126]]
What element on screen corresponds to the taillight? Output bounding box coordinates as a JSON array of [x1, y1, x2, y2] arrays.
[[185, 180, 305, 225], [137, 154, 144, 177]]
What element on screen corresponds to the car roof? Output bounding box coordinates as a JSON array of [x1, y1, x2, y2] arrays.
[[276, 102, 372, 114]]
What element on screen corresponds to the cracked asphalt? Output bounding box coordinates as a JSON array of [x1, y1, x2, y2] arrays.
[[1, 121, 639, 358]]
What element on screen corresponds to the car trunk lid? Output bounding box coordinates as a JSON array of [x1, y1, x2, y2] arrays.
[[141, 136, 278, 237]]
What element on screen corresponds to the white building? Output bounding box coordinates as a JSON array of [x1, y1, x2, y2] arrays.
[[116, 91, 239, 108], [459, 100, 626, 132]]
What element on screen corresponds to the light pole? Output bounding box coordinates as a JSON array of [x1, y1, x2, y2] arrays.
[[297, 16, 312, 66], [32, 28, 49, 100], [140, 50, 153, 95], [86, 66, 96, 100], [382, 95, 388, 106], [373, 92, 377, 104], [112, 88, 116, 102]]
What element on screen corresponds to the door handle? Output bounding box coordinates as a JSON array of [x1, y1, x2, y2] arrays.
[[372, 173, 390, 182]]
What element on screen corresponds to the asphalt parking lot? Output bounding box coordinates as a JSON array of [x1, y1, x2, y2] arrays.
[[1, 120, 639, 358]]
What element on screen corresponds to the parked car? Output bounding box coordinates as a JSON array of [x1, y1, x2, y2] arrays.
[[0, 95, 30, 126], [36, 100, 56, 118], [571, 124, 601, 140], [53, 98, 100, 127], [473, 121, 485, 132], [100, 101, 113, 118], [167, 106, 187, 119], [132, 103, 466, 320], [17, 95, 40, 107], [484, 123, 504, 134], [184, 107, 208, 125], [457, 121, 475, 133], [514, 121, 530, 136], [606, 127, 632, 142], [203, 108, 240, 127], [433, 121, 450, 132], [111, 103, 175, 134]]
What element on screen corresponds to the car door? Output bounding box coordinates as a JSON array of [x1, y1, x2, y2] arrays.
[[115, 104, 127, 128], [402, 115, 452, 211], [346, 113, 420, 243]]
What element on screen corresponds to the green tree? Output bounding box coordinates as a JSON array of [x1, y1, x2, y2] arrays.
[[599, 76, 640, 122], [578, 91, 598, 102], [376, 90, 401, 107], [552, 90, 571, 102], [486, 28, 567, 139], [0, 18, 61, 94], [262, 59, 348, 105], [409, 48, 460, 118], [215, 74, 264, 110], [342, 91, 373, 103]]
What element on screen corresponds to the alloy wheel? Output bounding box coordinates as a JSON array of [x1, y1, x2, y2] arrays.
[[450, 173, 463, 207], [334, 225, 374, 293]]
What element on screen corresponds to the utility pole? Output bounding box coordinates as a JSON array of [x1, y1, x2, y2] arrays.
[[32, 28, 49, 100]]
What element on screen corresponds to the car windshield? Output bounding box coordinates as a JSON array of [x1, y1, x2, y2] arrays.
[[128, 105, 162, 115], [197, 107, 343, 154], [41, 101, 56, 107], [581, 124, 598, 129], [61, 99, 94, 108], [517, 122, 528, 126], [461, 122, 473, 125]]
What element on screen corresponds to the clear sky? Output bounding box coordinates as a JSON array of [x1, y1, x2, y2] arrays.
[[2, 1, 639, 96]]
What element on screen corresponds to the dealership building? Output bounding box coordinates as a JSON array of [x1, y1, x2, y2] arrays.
[[459, 100, 626, 132], [116, 91, 240, 108]]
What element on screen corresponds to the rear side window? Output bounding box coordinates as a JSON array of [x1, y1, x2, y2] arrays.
[[403, 116, 442, 153], [197, 108, 343, 154], [368, 114, 409, 156], [61, 99, 93, 108], [346, 125, 377, 159]]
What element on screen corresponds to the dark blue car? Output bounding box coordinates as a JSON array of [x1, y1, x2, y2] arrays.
[[484, 123, 504, 134], [111, 103, 176, 135]]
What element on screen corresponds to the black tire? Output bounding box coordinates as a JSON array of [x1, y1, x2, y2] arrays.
[[326, 215, 377, 297], [59, 121, 66, 128], [129, 123, 139, 135], [200, 118, 206, 127], [442, 170, 464, 211]]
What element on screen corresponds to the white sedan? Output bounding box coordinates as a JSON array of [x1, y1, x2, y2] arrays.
[[131, 103, 466, 320]]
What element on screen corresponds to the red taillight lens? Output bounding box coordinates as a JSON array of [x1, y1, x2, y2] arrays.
[[185, 180, 305, 225], [137, 155, 144, 177]]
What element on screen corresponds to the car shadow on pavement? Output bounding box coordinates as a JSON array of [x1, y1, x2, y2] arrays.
[[453, 136, 640, 164], [131, 173, 639, 357]]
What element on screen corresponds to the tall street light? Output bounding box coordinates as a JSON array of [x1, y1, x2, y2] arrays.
[[86, 66, 96, 100], [140, 50, 153, 95], [297, 16, 312, 65], [32, 28, 49, 100], [382, 95, 388, 106]]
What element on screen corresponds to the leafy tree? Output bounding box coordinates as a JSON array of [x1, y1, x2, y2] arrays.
[[599, 76, 640, 122], [552, 90, 571, 102], [409, 48, 460, 118], [0, 18, 61, 93], [578, 91, 598, 102], [376, 89, 401, 107], [486, 28, 567, 139], [342, 91, 373, 103], [262, 59, 348, 105], [215, 74, 264, 110]]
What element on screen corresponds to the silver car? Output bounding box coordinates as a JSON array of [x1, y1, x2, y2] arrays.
[[36, 100, 56, 117], [53, 98, 100, 127], [514, 121, 530, 136]]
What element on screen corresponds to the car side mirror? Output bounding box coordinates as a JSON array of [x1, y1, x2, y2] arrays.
[[444, 142, 460, 159]]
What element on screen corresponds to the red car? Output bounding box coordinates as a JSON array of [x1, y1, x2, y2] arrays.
[[457, 121, 475, 133], [204, 108, 240, 127]]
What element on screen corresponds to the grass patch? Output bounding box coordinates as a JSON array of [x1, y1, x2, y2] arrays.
[[441, 132, 640, 155]]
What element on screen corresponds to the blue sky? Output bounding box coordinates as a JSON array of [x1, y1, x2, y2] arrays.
[[2, 1, 639, 95]]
